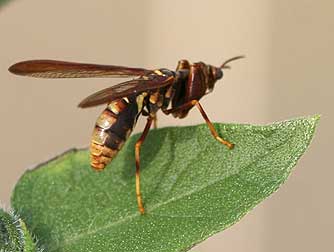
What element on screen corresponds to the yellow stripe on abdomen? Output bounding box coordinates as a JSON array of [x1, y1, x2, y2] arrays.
[[90, 96, 142, 171]]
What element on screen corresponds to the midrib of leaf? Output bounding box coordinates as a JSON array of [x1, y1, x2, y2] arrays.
[[51, 125, 297, 252]]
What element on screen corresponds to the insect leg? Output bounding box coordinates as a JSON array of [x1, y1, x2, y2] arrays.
[[194, 101, 234, 149], [152, 114, 158, 129], [162, 100, 194, 115], [135, 117, 153, 214], [142, 109, 156, 128], [163, 100, 234, 149]]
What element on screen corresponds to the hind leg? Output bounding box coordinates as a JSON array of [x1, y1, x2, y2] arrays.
[[135, 116, 153, 214]]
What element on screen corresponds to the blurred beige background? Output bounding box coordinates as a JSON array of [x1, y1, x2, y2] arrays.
[[0, 0, 333, 251]]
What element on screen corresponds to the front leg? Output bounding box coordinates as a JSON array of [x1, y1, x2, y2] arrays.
[[163, 100, 234, 149]]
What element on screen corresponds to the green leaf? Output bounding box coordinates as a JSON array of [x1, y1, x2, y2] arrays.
[[0, 208, 41, 252], [11, 115, 319, 252]]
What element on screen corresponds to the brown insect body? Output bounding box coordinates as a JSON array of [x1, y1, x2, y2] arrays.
[[90, 62, 223, 170], [9, 56, 243, 214], [171, 60, 222, 118], [90, 96, 140, 170]]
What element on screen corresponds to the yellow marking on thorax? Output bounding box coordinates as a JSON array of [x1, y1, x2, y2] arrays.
[[149, 91, 159, 104], [154, 70, 164, 76], [136, 92, 147, 112], [123, 97, 130, 103]]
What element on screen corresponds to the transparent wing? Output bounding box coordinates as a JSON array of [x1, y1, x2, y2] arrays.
[[8, 60, 150, 78]]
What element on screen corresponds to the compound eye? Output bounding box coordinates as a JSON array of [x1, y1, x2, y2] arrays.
[[213, 68, 223, 80]]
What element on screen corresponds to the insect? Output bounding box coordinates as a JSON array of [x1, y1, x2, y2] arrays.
[[9, 56, 244, 214]]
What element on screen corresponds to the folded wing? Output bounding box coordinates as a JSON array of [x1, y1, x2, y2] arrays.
[[8, 60, 151, 78], [78, 73, 175, 108]]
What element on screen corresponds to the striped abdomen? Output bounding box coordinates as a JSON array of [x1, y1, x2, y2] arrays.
[[90, 95, 143, 170]]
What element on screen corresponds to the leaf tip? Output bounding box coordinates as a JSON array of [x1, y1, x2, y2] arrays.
[[310, 114, 321, 123]]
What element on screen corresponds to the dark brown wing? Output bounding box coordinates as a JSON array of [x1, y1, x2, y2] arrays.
[[8, 60, 151, 78], [78, 71, 175, 108]]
